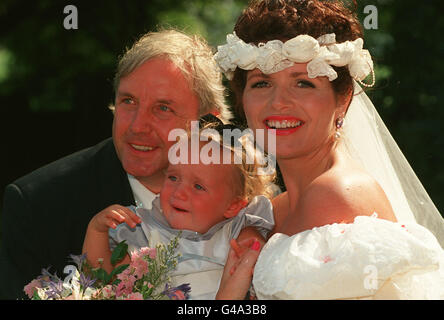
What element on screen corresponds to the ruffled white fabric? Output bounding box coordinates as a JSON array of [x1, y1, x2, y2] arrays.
[[253, 215, 444, 300], [214, 32, 373, 82]]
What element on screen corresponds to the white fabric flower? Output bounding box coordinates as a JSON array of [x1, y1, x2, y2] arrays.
[[214, 32, 375, 86], [214, 33, 249, 79], [307, 57, 338, 81], [233, 41, 258, 70], [282, 34, 320, 63], [257, 40, 288, 74], [316, 33, 336, 45], [326, 40, 358, 66], [349, 49, 373, 81]]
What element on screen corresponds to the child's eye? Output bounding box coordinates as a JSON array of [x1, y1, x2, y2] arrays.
[[251, 80, 270, 89], [168, 175, 177, 182], [297, 80, 315, 88], [194, 184, 205, 191]]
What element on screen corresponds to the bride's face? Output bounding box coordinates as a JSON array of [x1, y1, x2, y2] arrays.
[[242, 63, 343, 159]]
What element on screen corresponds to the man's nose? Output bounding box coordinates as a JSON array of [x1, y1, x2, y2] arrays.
[[130, 105, 154, 134]]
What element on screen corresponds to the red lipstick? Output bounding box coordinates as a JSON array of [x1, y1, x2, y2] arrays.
[[264, 116, 304, 136]]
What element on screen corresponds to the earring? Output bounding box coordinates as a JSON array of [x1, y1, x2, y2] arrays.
[[334, 116, 344, 139], [335, 117, 344, 129]]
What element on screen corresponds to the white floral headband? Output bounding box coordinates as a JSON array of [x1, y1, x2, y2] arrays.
[[214, 32, 375, 87]]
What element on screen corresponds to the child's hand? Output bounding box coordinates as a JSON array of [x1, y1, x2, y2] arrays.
[[88, 205, 142, 233]]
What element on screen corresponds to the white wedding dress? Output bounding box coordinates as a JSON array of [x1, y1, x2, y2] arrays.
[[253, 215, 444, 299], [252, 84, 444, 300]]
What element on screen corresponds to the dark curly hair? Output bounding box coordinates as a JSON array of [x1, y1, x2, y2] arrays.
[[229, 0, 363, 122]]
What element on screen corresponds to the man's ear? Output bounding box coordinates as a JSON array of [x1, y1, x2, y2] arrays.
[[224, 198, 248, 219]]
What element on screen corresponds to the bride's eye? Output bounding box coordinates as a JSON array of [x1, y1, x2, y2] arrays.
[[251, 80, 270, 89], [297, 80, 315, 88]]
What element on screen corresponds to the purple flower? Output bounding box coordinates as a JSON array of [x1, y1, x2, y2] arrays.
[[45, 280, 64, 299], [69, 253, 87, 269], [38, 267, 61, 286], [162, 283, 191, 300], [79, 273, 96, 289]]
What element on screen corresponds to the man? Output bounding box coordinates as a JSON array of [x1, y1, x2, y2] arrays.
[[0, 29, 230, 299]]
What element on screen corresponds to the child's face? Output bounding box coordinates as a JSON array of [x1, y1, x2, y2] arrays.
[[160, 161, 244, 233]]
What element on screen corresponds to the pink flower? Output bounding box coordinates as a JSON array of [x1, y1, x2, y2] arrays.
[[116, 268, 137, 297], [116, 281, 134, 297], [24, 279, 41, 298], [101, 285, 115, 299], [124, 292, 144, 300], [136, 247, 157, 260], [130, 257, 149, 279]]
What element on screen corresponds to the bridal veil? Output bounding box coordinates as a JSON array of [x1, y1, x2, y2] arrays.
[[342, 82, 444, 247]]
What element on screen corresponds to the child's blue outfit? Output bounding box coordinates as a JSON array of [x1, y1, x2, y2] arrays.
[[109, 195, 274, 299]]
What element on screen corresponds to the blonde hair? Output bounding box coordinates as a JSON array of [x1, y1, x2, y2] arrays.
[[198, 122, 276, 202], [110, 29, 232, 123]]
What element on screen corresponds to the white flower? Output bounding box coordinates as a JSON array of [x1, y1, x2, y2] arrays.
[[214, 32, 374, 86], [282, 34, 320, 63], [214, 32, 259, 79], [326, 40, 357, 66], [349, 49, 373, 81], [214, 45, 235, 72], [257, 40, 290, 74], [36, 287, 48, 300], [231, 41, 258, 70], [317, 33, 336, 45], [307, 57, 338, 81]]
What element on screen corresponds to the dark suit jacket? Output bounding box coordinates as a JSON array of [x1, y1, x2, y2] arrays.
[[0, 138, 135, 299]]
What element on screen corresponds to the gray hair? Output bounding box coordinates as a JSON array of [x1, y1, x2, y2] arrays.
[[111, 29, 232, 123]]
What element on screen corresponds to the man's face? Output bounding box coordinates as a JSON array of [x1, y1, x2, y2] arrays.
[[112, 57, 200, 191]]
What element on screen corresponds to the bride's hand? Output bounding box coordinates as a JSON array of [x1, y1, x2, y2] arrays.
[[216, 237, 262, 300]]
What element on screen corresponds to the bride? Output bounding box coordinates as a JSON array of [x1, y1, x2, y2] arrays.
[[215, 0, 444, 299]]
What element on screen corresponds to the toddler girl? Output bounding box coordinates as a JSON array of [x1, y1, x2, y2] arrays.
[[82, 125, 275, 299]]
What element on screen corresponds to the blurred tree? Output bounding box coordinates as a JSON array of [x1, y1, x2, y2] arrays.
[[357, 0, 444, 216]]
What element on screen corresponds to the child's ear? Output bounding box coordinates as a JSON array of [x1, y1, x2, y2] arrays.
[[224, 198, 248, 219]]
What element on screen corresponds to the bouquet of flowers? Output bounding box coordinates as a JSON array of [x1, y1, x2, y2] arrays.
[[24, 236, 191, 300]]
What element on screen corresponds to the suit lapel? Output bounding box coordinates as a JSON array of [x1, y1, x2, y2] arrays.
[[94, 138, 135, 210]]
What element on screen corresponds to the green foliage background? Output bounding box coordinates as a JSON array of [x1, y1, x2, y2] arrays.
[[1, 0, 444, 238]]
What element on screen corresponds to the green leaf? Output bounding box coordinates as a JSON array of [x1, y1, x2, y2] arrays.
[[94, 268, 111, 285], [32, 290, 41, 300], [110, 264, 129, 279], [111, 241, 128, 266], [112, 278, 121, 286]]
